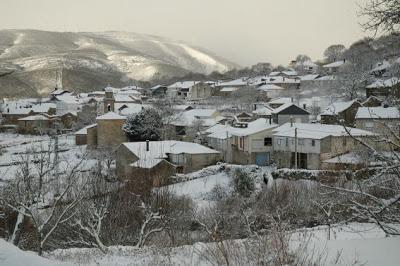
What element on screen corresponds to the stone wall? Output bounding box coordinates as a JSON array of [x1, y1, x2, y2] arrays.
[[97, 119, 127, 148]]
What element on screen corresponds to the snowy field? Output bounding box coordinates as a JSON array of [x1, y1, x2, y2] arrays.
[[1, 161, 400, 265], [0, 133, 96, 185], [1, 223, 398, 266], [166, 164, 272, 209]]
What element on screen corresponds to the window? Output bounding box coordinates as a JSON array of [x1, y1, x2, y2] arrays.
[[239, 137, 244, 149], [342, 137, 347, 147], [298, 139, 304, 145], [311, 140, 315, 146], [277, 139, 282, 145], [264, 137, 272, 146], [285, 138, 289, 146], [107, 104, 111, 111]]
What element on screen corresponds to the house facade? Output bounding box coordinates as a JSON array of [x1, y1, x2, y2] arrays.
[[273, 123, 375, 170], [116, 141, 220, 185], [271, 103, 310, 125], [320, 100, 361, 126]]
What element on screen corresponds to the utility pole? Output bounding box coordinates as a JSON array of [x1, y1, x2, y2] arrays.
[[294, 127, 298, 169]]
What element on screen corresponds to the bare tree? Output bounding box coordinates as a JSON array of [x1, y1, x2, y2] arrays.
[[0, 142, 88, 255], [360, 0, 400, 34], [324, 44, 346, 63], [322, 121, 400, 236]]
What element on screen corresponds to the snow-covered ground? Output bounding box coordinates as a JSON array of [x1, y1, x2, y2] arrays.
[[40, 223, 400, 265], [2, 223, 399, 265], [0, 133, 96, 185], [0, 239, 70, 266], [166, 164, 272, 208]]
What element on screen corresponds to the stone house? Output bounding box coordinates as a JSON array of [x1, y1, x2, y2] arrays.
[[74, 124, 97, 146], [355, 106, 400, 145], [320, 100, 361, 126], [205, 119, 278, 166], [116, 141, 220, 185], [147, 85, 168, 97], [60, 112, 77, 129], [168, 109, 224, 141], [273, 123, 375, 170], [1, 102, 56, 125], [230, 119, 278, 166], [267, 97, 293, 109], [74, 112, 127, 149], [17, 114, 53, 134], [365, 77, 400, 99], [167, 81, 214, 100], [322, 60, 346, 74], [96, 112, 127, 149], [271, 103, 310, 125]]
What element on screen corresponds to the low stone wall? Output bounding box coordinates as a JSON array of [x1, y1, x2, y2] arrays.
[[271, 168, 377, 183]]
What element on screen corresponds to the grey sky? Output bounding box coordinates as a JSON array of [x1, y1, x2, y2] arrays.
[[0, 0, 369, 67]]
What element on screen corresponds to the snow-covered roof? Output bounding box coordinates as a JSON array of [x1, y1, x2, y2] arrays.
[[267, 76, 300, 84], [252, 105, 274, 116], [118, 103, 151, 116], [270, 69, 298, 77], [114, 94, 137, 102], [75, 124, 97, 135], [50, 89, 70, 96], [323, 60, 346, 68], [366, 77, 400, 89], [273, 123, 375, 139], [54, 93, 79, 104], [1, 100, 57, 115], [356, 107, 400, 119], [18, 114, 49, 121], [301, 60, 318, 67], [282, 70, 298, 76], [271, 103, 309, 115], [215, 78, 248, 87], [315, 75, 336, 81], [323, 152, 363, 165], [300, 74, 320, 81], [321, 100, 359, 115], [268, 97, 293, 105], [31, 103, 56, 113], [168, 81, 201, 89], [257, 84, 285, 91], [170, 109, 220, 127], [220, 87, 239, 92], [231, 119, 278, 136], [150, 84, 167, 91], [96, 112, 126, 120], [371, 60, 391, 72], [207, 119, 277, 138], [122, 141, 219, 168]]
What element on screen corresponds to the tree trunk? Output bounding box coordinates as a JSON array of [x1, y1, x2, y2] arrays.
[[10, 210, 24, 245]]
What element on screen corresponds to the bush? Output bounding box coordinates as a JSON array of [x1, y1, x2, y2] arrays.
[[233, 169, 255, 197]]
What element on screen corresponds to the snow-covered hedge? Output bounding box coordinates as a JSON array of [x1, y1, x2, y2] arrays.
[[271, 168, 376, 183]]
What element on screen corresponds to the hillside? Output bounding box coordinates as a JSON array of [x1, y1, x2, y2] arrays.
[[0, 30, 238, 97]]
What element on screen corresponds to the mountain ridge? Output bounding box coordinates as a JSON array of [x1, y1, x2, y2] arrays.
[[0, 29, 238, 97]]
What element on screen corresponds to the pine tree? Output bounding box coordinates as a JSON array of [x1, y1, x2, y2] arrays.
[[123, 109, 163, 141]]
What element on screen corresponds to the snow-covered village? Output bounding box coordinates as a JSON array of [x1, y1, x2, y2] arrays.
[[1, 1, 400, 265]]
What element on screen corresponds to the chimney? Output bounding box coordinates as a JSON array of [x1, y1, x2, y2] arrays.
[[291, 97, 293, 103], [290, 116, 293, 127], [146, 140, 150, 151]]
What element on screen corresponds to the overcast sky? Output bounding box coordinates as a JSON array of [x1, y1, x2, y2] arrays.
[[0, 0, 370, 66]]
